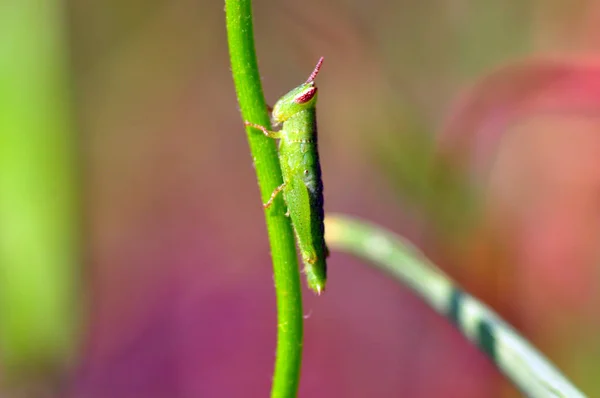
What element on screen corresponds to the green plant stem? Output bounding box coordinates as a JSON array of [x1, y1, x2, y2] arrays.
[[326, 214, 586, 398], [0, 0, 79, 379], [225, 1, 303, 397]]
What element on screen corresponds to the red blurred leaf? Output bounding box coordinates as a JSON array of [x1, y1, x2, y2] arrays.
[[439, 57, 600, 171]]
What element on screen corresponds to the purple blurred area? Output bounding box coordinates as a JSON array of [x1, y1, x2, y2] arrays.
[[60, 0, 600, 397]]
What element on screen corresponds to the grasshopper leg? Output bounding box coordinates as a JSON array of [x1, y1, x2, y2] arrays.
[[264, 183, 286, 209], [244, 121, 281, 139]]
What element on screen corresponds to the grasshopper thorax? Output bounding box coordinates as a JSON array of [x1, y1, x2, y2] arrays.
[[271, 57, 323, 125]]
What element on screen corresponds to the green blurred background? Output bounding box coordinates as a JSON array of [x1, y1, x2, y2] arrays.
[[2, 0, 600, 396]]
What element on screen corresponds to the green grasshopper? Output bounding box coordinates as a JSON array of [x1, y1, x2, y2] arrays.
[[245, 57, 328, 295]]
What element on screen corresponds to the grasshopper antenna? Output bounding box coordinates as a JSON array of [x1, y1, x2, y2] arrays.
[[306, 57, 324, 83]]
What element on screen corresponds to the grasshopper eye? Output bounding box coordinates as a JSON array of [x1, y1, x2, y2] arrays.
[[294, 86, 317, 104]]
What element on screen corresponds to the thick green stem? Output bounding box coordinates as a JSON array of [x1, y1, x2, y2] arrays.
[[326, 214, 586, 398], [225, 1, 303, 397], [0, 0, 80, 381]]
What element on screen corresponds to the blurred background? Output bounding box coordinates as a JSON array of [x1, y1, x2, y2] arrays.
[[2, 0, 600, 396]]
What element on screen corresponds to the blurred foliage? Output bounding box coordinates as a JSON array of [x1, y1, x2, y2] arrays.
[[0, 0, 80, 391], [371, 111, 480, 244]]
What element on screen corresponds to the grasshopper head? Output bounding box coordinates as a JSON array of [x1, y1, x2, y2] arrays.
[[271, 57, 323, 125], [271, 82, 318, 124]]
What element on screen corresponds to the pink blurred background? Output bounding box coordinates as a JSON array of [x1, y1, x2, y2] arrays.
[[60, 0, 600, 396]]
